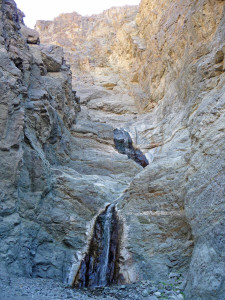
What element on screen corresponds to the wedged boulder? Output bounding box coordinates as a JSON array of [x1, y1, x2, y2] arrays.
[[20, 25, 40, 44], [40, 45, 64, 72]]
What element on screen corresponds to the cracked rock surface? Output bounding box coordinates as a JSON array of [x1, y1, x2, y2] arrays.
[[0, 0, 225, 299]]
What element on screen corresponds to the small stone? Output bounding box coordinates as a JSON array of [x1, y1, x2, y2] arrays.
[[142, 288, 150, 297], [150, 286, 158, 293], [169, 272, 180, 279], [147, 297, 158, 300], [66, 290, 73, 298], [120, 285, 126, 290], [164, 290, 172, 295], [169, 295, 184, 300], [169, 278, 176, 284], [176, 281, 186, 290], [154, 291, 161, 297]]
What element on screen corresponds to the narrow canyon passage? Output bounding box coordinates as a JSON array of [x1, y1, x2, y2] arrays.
[[0, 0, 224, 299], [33, 2, 195, 293]]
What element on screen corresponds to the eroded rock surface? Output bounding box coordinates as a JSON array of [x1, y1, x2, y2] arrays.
[[0, 0, 225, 299], [36, 1, 225, 299], [0, 0, 83, 283], [0, 0, 142, 288]]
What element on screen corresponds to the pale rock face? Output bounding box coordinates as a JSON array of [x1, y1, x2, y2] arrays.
[[36, 1, 225, 298], [0, 0, 224, 299]]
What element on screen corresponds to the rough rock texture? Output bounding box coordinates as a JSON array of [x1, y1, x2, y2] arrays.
[[0, 0, 225, 300], [35, 6, 139, 84], [0, 272, 186, 300], [0, 0, 83, 283], [0, 0, 142, 289], [36, 1, 225, 299]]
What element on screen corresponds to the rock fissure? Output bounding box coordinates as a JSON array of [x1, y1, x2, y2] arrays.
[[74, 204, 120, 288]]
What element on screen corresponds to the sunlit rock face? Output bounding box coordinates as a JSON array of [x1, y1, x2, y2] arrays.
[[0, 0, 225, 299]]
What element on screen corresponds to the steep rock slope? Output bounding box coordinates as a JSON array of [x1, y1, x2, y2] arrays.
[[126, 2, 225, 299], [36, 1, 225, 299]]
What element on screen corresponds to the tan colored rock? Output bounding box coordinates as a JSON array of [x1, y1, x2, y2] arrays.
[[0, 0, 224, 299], [36, 1, 225, 298]]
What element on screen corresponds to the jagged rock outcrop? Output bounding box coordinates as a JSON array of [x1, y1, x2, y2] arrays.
[[35, 6, 139, 84], [0, 0, 81, 281], [0, 0, 224, 299]]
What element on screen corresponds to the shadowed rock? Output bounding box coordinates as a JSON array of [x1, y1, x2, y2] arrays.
[[114, 128, 149, 168], [74, 204, 120, 288]]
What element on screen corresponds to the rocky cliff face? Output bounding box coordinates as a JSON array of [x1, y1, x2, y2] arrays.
[[0, 0, 89, 284], [1, 0, 225, 299], [0, 0, 141, 287]]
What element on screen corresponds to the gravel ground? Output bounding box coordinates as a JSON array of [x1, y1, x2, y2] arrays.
[[0, 273, 186, 300]]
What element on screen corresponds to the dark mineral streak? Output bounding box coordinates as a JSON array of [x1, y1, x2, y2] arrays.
[[74, 204, 120, 288]]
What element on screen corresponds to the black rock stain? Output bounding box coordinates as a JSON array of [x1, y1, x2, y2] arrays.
[[74, 204, 120, 288]]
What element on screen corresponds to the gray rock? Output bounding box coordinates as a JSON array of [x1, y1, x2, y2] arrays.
[[20, 25, 40, 44], [169, 294, 184, 300], [169, 272, 180, 279], [40, 45, 63, 72], [0, 1, 225, 300], [153, 291, 161, 297], [142, 288, 150, 297], [146, 297, 158, 300]]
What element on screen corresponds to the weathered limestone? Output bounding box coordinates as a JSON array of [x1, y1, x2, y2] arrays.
[[36, 1, 225, 299], [0, 0, 224, 299]]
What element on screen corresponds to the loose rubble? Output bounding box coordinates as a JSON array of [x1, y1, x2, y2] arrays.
[[0, 272, 186, 300]]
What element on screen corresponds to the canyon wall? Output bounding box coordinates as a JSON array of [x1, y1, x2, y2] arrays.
[[0, 0, 81, 282], [0, 0, 141, 286], [37, 1, 225, 298], [0, 0, 224, 299]]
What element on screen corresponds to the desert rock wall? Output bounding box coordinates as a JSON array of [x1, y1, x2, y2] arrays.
[[0, 0, 224, 299], [36, 1, 225, 298]]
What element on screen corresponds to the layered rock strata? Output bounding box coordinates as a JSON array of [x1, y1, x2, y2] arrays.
[[36, 1, 225, 299], [0, 0, 224, 299], [0, 0, 142, 288]]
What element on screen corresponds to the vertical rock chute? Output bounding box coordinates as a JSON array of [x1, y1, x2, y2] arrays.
[[74, 204, 120, 288]]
